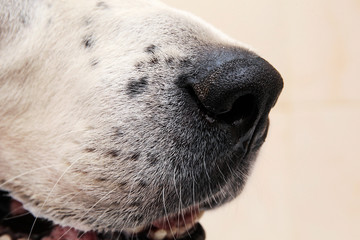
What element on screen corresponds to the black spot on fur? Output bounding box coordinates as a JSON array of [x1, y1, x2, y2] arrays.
[[133, 215, 144, 222], [118, 182, 127, 188], [146, 154, 158, 166], [166, 57, 175, 65], [90, 59, 99, 67], [84, 147, 96, 153], [126, 76, 148, 96], [95, 177, 107, 182], [82, 35, 94, 48], [128, 201, 142, 208], [57, 213, 76, 221], [180, 58, 192, 67], [96, 1, 109, 9], [78, 169, 89, 174], [134, 61, 145, 69], [20, 15, 27, 25], [139, 180, 148, 188], [130, 152, 140, 161], [84, 17, 92, 26], [144, 44, 156, 54], [126, 214, 144, 223], [148, 159, 157, 166], [111, 127, 124, 139], [106, 150, 120, 158], [148, 57, 159, 65]]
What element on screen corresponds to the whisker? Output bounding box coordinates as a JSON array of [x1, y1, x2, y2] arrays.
[[217, 164, 235, 199], [3, 211, 30, 220], [117, 163, 149, 234], [0, 164, 63, 188], [179, 182, 192, 238], [59, 189, 84, 208], [56, 227, 73, 240], [125, 164, 147, 204], [162, 188, 175, 240], [115, 232, 122, 240], [190, 171, 196, 222], [201, 154, 214, 205], [75, 189, 116, 240], [27, 158, 81, 240], [172, 169, 181, 228]]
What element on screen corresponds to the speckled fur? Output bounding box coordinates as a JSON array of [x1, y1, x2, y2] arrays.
[[1, 0, 265, 233]]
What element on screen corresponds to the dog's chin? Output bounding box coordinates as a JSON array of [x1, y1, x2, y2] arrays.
[[0, 192, 206, 240], [0, 122, 267, 240]]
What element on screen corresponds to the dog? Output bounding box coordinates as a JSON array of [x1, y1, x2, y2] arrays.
[[0, 0, 283, 239]]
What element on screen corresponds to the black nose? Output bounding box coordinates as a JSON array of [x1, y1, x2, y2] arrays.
[[181, 53, 283, 136]]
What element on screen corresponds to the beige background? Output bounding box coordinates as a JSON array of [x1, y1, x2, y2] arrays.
[[162, 0, 360, 239]]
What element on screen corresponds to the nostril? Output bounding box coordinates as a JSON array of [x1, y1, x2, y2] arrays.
[[185, 83, 258, 128], [216, 94, 257, 126]]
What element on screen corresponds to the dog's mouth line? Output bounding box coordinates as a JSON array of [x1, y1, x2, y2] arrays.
[[0, 193, 205, 240], [129, 206, 204, 240]]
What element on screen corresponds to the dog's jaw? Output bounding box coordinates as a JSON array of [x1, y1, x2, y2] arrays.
[[1, 192, 206, 240]]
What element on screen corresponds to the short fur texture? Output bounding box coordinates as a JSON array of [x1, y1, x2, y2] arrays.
[[0, 0, 281, 233]]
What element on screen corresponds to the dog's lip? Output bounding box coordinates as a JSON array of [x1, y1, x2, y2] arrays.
[[124, 205, 204, 239], [151, 205, 203, 230], [0, 194, 205, 240]]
